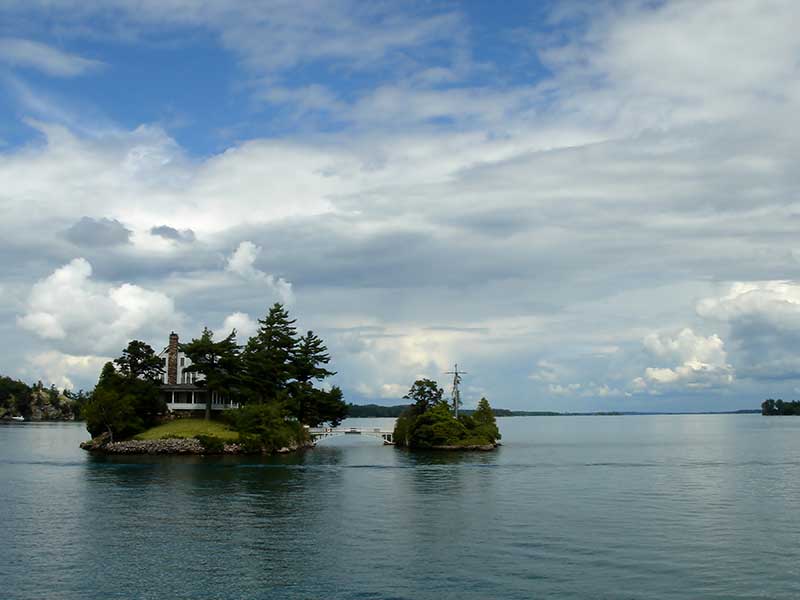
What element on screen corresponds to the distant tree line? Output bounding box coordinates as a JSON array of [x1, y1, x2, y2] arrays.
[[762, 399, 800, 416], [346, 402, 557, 418], [84, 303, 347, 445]]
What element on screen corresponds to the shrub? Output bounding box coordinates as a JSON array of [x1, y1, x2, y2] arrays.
[[229, 404, 309, 453], [196, 434, 225, 454]]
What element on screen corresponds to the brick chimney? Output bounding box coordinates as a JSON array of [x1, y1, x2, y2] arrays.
[[167, 332, 179, 385]]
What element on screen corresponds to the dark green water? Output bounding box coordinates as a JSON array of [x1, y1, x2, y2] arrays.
[[2, 415, 799, 599]]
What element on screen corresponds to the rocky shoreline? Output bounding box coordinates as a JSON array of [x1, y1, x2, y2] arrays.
[[79, 435, 314, 455]]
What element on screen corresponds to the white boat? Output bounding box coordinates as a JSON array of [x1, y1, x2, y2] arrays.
[[10, 416, 24, 421]]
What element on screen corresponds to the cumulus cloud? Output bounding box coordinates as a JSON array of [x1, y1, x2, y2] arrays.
[[0, 38, 103, 77], [17, 258, 180, 354], [64, 217, 132, 247], [216, 311, 258, 341], [26, 350, 110, 390], [226, 241, 293, 304], [636, 328, 734, 390], [697, 281, 800, 380]]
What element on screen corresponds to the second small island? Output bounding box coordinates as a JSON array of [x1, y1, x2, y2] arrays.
[[393, 379, 501, 450]]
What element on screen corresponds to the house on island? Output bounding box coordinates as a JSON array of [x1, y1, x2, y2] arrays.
[[158, 332, 239, 414]]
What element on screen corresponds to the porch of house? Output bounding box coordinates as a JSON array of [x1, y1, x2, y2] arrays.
[[161, 385, 240, 411]]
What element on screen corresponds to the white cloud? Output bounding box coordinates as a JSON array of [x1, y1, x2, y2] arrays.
[[697, 281, 800, 380], [0, 38, 103, 77], [216, 311, 258, 341], [26, 350, 110, 390], [17, 258, 180, 354], [226, 241, 293, 304], [697, 281, 800, 327], [638, 328, 734, 390]]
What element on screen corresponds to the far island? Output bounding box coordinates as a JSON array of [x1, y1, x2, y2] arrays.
[[393, 379, 501, 450]]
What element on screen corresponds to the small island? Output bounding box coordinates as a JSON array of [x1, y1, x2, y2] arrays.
[[393, 379, 501, 450], [81, 303, 347, 455]]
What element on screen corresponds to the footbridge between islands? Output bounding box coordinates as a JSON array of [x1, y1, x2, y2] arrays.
[[308, 427, 394, 445]]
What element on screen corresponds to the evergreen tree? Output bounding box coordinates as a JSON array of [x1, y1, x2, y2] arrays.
[[289, 330, 337, 424], [240, 303, 297, 404], [114, 340, 164, 382], [473, 397, 501, 442], [182, 328, 241, 420]]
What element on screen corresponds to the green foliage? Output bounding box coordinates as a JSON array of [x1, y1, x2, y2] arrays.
[[235, 303, 347, 427], [228, 403, 309, 453], [181, 327, 240, 420], [473, 397, 501, 441], [393, 383, 500, 449], [114, 340, 164, 382], [410, 402, 468, 448], [195, 434, 225, 454], [238, 434, 264, 454], [85, 357, 165, 440], [0, 375, 33, 419], [403, 378, 445, 412], [82, 382, 141, 442], [240, 303, 297, 404], [762, 399, 800, 415]]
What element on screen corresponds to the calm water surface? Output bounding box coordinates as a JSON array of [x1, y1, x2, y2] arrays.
[[2, 415, 799, 599]]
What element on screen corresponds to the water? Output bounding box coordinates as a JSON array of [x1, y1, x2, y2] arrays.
[[2, 415, 799, 599]]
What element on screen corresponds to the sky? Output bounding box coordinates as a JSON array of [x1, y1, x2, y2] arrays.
[[1, 0, 799, 412]]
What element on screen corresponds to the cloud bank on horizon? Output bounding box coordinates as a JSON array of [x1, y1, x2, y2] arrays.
[[1, 0, 800, 410]]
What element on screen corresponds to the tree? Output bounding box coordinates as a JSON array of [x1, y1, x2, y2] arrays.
[[240, 303, 298, 404], [114, 340, 164, 382], [83, 362, 143, 441], [293, 330, 335, 383], [182, 328, 241, 420], [83, 386, 138, 442], [288, 330, 341, 425], [404, 379, 445, 413], [473, 397, 501, 442]]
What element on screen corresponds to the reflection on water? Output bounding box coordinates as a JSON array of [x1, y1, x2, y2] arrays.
[[3, 416, 800, 599]]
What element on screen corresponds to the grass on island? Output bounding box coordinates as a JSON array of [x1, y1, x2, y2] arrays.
[[134, 418, 239, 441]]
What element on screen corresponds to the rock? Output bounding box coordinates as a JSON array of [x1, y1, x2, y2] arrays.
[[79, 436, 316, 455], [80, 432, 111, 451]]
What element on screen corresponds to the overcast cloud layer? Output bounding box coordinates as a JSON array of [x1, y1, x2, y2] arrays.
[[1, 0, 799, 410]]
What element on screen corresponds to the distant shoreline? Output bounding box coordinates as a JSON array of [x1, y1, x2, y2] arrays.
[[346, 404, 760, 418]]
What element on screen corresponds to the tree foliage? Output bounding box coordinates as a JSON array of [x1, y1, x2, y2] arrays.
[[240, 304, 297, 403], [181, 327, 241, 420], [394, 381, 500, 449], [403, 378, 445, 413], [762, 398, 800, 415], [84, 357, 164, 440], [114, 340, 164, 382]]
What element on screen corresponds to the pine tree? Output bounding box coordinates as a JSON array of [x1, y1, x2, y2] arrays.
[[181, 328, 240, 420], [473, 397, 501, 442], [240, 303, 297, 404], [289, 330, 337, 423]]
